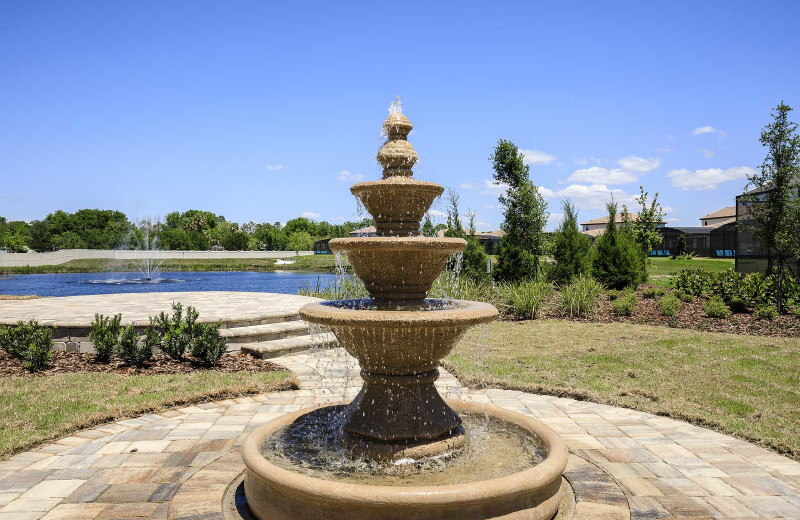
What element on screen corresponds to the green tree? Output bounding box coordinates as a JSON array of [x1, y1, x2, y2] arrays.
[[549, 200, 593, 283], [222, 231, 249, 251], [421, 214, 436, 237], [592, 200, 645, 290], [287, 231, 314, 251], [489, 139, 549, 281], [622, 186, 666, 256], [739, 101, 800, 313], [444, 188, 464, 238]]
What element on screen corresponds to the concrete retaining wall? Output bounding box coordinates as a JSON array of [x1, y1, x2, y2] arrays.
[[0, 249, 315, 267]]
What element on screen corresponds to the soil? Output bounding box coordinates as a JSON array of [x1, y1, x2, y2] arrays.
[[0, 350, 284, 377]]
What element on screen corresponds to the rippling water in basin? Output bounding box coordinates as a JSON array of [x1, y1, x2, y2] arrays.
[[259, 405, 546, 486], [322, 298, 464, 311]]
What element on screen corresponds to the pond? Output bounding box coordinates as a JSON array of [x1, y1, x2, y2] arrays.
[[0, 271, 337, 298]]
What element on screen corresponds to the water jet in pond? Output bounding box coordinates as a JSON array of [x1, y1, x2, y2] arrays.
[[242, 101, 567, 519]]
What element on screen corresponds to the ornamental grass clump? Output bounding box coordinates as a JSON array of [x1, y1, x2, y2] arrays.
[[658, 294, 681, 317], [560, 275, 603, 318], [642, 287, 666, 299], [704, 296, 731, 319], [89, 313, 122, 363], [673, 289, 694, 302], [501, 279, 552, 319]]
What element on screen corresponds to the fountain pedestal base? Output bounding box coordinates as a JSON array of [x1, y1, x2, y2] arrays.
[[341, 369, 463, 459]]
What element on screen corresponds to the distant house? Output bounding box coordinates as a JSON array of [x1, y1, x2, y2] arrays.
[[313, 238, 331, 254], [580, 213, 666, 240], [348, 226, 377, 237], [735, 179, 800, 275], [699, 206, 736, 228]]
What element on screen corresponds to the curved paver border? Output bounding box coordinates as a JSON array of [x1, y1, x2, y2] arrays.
[[1, 347, 799, 520]]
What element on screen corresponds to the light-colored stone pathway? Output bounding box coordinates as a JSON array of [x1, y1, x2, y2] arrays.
[[0, 292, 320, 327], [1, 347, 798, 519]]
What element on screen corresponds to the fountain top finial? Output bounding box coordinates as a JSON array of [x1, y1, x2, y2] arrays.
[[377, 97, 417, 177]]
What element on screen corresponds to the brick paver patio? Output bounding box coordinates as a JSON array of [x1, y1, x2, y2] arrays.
[[1, 347, 798, 519]]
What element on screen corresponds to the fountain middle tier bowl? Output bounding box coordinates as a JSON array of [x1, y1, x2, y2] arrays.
[[299, 299, 497, 374], [242, 399, 568, 520], [329, 237, 466, 302], [351, 178, 444, 236]]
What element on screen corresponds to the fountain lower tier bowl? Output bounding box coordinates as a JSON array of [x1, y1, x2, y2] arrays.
[[329, 237, 466, 302], [242, 399, 568, 520], [351, 178, 444, 236]]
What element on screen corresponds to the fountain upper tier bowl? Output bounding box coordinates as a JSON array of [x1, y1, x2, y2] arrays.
[[351, 177, 443, 236], [329, 236, 465, 302]]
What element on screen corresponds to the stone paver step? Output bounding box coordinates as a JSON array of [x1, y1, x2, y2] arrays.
[[220, 320, 308, 343], [218, 310, 302, 329], [240, 333, 338, 358]]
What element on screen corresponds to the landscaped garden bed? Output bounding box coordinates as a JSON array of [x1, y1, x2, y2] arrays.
[[0, 349, 283, 378]]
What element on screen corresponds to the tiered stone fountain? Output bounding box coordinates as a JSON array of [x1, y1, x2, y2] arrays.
[[242, 103, 568, 520]]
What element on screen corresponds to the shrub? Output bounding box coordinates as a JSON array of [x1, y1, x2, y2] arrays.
[[658, 295, 681, 317], [1, 321, 53, 371], [667, 315, 679, 328], [612, 293, 636, 317], [154, 303, 197, 360], [89, 314, 122, 363], [190, 322, 228, 366], [461, 237, 491, 282], [117, 324, 152, 368], [607, 290, 620, 301], [501, 280, 552, 319], [549, 200, 593, 284], [674, 289, 694, 303], [755, 304, 778, 321], [642, 287, 666, 299], [24, 325, 53, 372], [793, 306, 800, 317], [704, 296, 731, 319], [591, 202, 646, 290], [728, 297, 749, 313], [560, 275, 603, 318]]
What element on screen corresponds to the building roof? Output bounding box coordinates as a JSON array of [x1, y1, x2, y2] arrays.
[[580, 213, 667, 226], [349, 226, 376, 236], [664, 226, 712, 234], [706, 216, 736, 228], [580, 228, 605, 238], [699, 206, 736, 220]]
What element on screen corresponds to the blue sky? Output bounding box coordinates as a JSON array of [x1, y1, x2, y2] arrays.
[[1, 1, 798, 230]]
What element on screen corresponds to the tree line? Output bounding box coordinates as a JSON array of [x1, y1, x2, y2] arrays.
[[0, 209, 372, 253]]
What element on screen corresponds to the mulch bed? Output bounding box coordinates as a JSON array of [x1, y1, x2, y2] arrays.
[[0, 350, 284, 378], [510, 284, 800, 338]]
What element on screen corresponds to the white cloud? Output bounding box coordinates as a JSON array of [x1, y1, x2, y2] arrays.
[[700, 149, 715, 158], [540, 184, 634, 210], [428, 209, 447, 219], [337, 170, 364, 182], [617, 156, 660, 173], [481, 179, 510, 195], [693, 126, 716, 135], [460, 182, 477, 190], [567, 166, 638, 185], [266, 164, 284, 170], [300, 211, 320, 219], [667, 166, 754, 190], [520, 149, 556, 165], [330, 216, 346, 223]]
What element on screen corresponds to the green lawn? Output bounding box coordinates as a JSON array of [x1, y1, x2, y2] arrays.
[[0, 369, 294, 458], [446, 320, 800, 459], [647, 256, 734, 277]]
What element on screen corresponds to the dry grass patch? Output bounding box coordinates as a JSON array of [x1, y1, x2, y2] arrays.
[[0, 369, 295, 458], [446, 320, 800, 459]]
